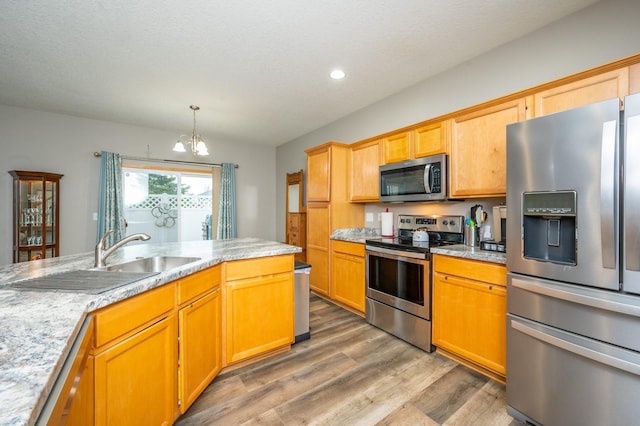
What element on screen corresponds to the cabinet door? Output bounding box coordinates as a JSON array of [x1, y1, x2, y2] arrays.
[[331, 241, 365, 313], [433, 272, 506, 376], [534, 68, 629, 117], [414, 121, 449, 158], [179, 289, 221, 414], [350, 139, 381, 202], [382, 132, 412, 164], [307, 147, 330, 202], [65, 355, 95, 425], [226, 273, 294, 364], [631, 63, 640, 94], [450, 97, 530, 197], [287, 213, 306, 249], [94, 316, 177, 426], [306, 203, 330, 296]]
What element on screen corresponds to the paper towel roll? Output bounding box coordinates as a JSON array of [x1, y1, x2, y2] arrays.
[[381, 212, 394, 236]]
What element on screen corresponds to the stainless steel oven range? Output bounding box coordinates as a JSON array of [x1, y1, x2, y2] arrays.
[[365, 214, 464, 352]]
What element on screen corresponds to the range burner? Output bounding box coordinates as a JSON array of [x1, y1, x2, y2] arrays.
[[365, 214, 464, 255]]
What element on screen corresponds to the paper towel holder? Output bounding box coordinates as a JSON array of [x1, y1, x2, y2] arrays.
[[381, 208, 394, 237]]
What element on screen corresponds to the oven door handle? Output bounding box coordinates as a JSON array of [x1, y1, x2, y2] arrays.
[[365, 246, 427, 261]]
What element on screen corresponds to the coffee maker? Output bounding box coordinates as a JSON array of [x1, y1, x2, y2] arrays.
[[493, 205, 507, 244], [480, 205, 507, 252]]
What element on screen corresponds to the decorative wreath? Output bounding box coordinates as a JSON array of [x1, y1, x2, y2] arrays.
[[151, 204, 177, 228]]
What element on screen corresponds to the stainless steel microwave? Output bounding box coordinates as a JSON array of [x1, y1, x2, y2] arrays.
[[379, 154, 448, 202]]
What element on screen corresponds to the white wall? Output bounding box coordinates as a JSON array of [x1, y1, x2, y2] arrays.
[[275, 0, 640, 241], [0, 106, 276, 266]]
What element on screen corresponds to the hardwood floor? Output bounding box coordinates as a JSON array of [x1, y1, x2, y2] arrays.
[[176, 294, 522, 425]]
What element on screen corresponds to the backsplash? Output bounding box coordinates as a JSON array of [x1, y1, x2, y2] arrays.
[[364, 198, 505, 241]]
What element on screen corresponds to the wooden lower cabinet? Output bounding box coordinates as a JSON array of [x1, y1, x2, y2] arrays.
[[224, 255, 294, 364], [178, 288, 222, 414], [65, 353, 94, 424], [94, 315, 178, 425], [57, 258, 295, 423], [432, 255, 507, 381], [331, 240, 365, 313]]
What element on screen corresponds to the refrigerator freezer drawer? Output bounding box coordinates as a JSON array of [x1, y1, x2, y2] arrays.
[[507, 314, 640, 426], [508, 273, 640, 352]]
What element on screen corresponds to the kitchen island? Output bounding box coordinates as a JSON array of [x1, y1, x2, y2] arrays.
[[0, 238, 300, 426]]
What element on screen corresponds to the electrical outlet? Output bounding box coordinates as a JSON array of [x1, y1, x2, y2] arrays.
[[92, 212, 98, 221], [366, 212, 374, 222]]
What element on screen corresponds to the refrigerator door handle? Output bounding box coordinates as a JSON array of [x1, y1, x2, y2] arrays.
[[510, 318, 640, 376], [601, 120, 617, 270], [625, 115, 640, 271]]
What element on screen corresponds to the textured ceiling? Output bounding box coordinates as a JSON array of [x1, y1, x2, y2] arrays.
[[0, 0, 598, 147]]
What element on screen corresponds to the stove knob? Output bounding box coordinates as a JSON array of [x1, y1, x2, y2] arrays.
[[442, 220, 448, 226], [449, 220, 456, 226]]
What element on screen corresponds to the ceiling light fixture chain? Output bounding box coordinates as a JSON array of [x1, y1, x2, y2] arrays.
[[173, 105, 210, 156]]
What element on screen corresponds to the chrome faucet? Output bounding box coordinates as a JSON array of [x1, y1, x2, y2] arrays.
[[95, 230, 151, 268]]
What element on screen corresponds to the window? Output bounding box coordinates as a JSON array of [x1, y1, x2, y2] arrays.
[[122, 165, 218, 242]]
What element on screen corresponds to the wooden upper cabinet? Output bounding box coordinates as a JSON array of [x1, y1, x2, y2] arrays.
[[305, 142, 352, 202], [630, 63, 640, 94], [306, 145, 331, 202], [349, 139, 381, 202], [450, 97, 531, 198], [382, 131, 412, 164], [534, 68, 629, 117], [379, 122, 449, 165], [414, 121, 450, 158]]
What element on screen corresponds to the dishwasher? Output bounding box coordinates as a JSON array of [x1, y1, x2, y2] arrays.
[[294, 260, 311, 343]]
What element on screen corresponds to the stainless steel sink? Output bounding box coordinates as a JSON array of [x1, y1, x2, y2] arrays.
[[99, 256, 202, 273], [3, 270, 160, 294], [2, 256, 202, 294]]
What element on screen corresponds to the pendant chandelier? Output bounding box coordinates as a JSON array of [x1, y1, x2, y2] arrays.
[[173, 105, 209, 156]]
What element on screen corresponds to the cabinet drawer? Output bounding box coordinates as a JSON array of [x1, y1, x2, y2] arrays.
[[288, 214, 300, 229], [94, 284, 175, 348], [225, 255, 293, 281], [433, 255, 506, 287], [178, 265, 221, 305], [332, 240, 365, 257]]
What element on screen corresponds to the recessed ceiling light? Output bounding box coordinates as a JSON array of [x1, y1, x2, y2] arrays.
[[330, 69, 346, 80]]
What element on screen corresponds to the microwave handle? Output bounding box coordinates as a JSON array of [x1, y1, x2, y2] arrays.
[[423, 164, 432, 194]]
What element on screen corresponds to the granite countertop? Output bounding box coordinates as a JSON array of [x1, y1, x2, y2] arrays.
[[430, 244, 506, 264], [330, 228, 380, 244], [330, 229, 506, 264], [0, 238, 300, 426]]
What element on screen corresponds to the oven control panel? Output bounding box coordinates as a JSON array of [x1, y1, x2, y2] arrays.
[[397, 214, 464, 233]]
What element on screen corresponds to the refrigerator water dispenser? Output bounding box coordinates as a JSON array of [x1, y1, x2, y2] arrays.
[[522, 191, 577, 266]]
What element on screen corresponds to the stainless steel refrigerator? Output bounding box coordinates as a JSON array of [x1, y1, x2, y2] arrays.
[[506, 93, 640, 426]]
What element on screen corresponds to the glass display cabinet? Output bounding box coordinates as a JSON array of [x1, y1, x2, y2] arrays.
[[9, 170, 63, 263]]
